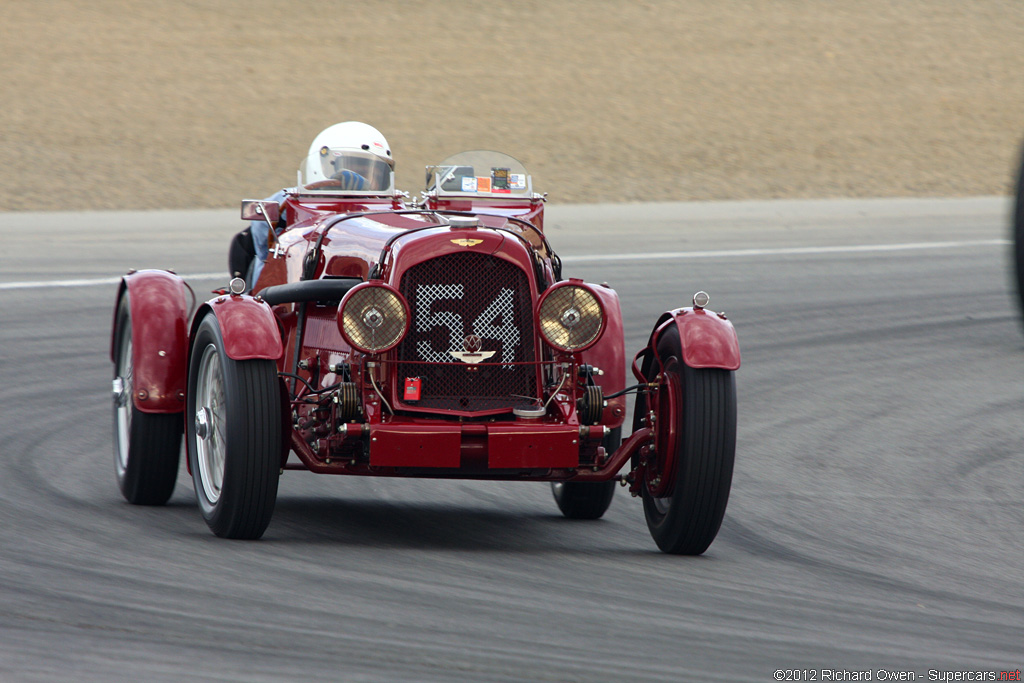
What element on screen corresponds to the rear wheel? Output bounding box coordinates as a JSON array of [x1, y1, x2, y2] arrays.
[[551, 428, 621, 520], [635, 326, 736, 554], [112, 294, 181, 505], [187, 313, 282, 539]]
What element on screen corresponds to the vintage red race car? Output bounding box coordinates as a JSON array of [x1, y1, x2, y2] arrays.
[[111, 148, 740, 554]]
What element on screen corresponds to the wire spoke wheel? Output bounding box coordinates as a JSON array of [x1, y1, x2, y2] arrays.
[[194, 344, 227, 504], [114, 334, 133, 476]]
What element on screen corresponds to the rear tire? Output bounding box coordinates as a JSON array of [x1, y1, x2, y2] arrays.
[[187, 313, 282, 539], [635, 326, 736, 554], [112, 294, 181, 505], [551, 429, 620, 520]]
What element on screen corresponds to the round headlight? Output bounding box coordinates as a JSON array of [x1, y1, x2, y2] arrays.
[[338, 283, 409, 353], [537, 283, 604, 352]]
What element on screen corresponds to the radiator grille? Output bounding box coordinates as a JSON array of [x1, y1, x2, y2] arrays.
[[396, 252, 538, 411]]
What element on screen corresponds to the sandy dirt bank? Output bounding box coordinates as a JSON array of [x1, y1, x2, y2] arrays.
[[2, 1, 1023, 211]]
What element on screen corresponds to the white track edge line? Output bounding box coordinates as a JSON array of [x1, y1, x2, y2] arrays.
[[0, 239, 1008, 290]]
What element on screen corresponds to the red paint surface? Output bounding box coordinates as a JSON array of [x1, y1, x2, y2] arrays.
[[579, 284, 627, 429], [487, 423, 579, 469], [369, 425, 462, 467], [201, 296, 284, 361], [122, 270, 189, 413], [651, 308, 741, 371]]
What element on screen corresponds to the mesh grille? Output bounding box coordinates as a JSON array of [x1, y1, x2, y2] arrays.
[[397, 252, 537, 411]]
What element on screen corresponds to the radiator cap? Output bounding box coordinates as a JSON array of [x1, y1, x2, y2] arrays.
[[513, 406, 546, 419], [448, 216, 480, 229]]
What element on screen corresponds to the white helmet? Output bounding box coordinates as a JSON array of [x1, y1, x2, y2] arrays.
[[301, 122, 394, 192]]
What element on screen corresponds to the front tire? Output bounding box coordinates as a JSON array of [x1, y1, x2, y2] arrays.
[[187, 313, 282, 539], [112, 293, 181, 505], [635, 326, 736, 554], [551, 428, 620, 519]]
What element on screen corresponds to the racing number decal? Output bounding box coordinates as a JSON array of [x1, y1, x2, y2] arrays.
[[415, 284, 519, 366], [415, 284, 464, 363], [472, 288, 519, 368]]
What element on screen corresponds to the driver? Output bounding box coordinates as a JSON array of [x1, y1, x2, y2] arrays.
[[229, 121, 395, 287]]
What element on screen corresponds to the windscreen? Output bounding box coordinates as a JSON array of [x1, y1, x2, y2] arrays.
[[425, 151, 531, 197]]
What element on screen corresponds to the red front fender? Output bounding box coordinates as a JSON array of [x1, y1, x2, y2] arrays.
[[113, 270, 190, 414], [634, 307, 741, 380], [579, 284, 627, 428], [190, 295, 284, 361]]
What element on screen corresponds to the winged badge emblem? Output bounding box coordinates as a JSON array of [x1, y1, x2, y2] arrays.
[[450, 334, 496, 364]]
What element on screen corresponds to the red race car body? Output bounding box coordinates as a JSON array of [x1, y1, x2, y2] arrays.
[[112, 151, 740, 554]]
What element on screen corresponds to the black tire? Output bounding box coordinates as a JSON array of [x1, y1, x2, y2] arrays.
[[112, 294, 182, 505], [634, 326, 736, 555], [186, 313, 282, 539], [228, 227, 255, 280], [551, 428, 621, 520], [1012, 140, 1024, 320]]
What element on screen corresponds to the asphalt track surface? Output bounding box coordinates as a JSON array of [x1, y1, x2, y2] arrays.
[[1, 198, 1022, 681]]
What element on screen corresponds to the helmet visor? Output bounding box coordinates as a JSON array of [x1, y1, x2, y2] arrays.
[[318, 148, 393, 191]]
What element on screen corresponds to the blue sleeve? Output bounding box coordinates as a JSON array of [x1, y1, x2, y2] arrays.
[[249, 189, 288, 286], [249, 189, 288, 259]]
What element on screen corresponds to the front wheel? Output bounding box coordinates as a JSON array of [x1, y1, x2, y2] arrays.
[[186, 313, 282, 539], [112, 293, 181, 505], [635, 326, 737, 555], [551, 428, 620, 519]]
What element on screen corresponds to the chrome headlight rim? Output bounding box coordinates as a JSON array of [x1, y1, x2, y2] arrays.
[[337, 281, 410, 354], [536, 281, 606, 353]]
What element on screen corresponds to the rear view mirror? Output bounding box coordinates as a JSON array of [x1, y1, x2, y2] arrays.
[[241, 199, 280, 223]]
